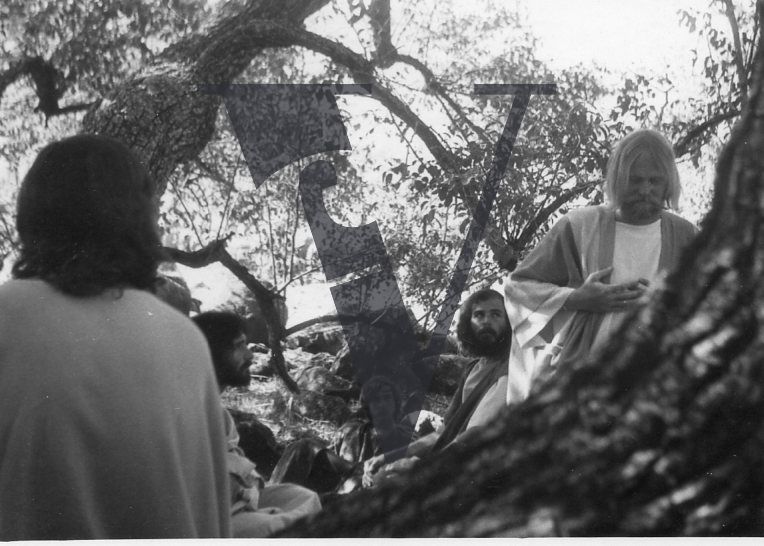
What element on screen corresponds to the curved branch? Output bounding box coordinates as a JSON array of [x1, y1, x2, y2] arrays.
[[515, 180, 598, 251], [183, 16, 460, 171], [162, 237, 233, 268], [217, 248, 298, 394], [284, 25, 459, 171], [163, 239, 298, 394], [394, 53, 493, 150], [673, 109, 741, 157], [0, 56, 94, 119], [0, 57, 34, 101]]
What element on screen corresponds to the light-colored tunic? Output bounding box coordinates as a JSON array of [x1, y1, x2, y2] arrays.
[[223, 409, 321, 537], [504, 206, 697, 404], [0, 279, 231, 540], [592, 218, 662, 348]]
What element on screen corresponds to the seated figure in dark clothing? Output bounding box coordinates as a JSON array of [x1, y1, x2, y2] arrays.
[[270, 375, 416, 495], [363, 288, 512, 486]]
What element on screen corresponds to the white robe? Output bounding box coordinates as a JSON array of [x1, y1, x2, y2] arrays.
[[224, 409, 321, 538]]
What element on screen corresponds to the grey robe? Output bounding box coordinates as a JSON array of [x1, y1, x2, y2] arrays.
[[504, 205, 697, 404]]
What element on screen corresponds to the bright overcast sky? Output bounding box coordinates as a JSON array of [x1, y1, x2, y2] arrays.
[[520, 0, 701, 73]]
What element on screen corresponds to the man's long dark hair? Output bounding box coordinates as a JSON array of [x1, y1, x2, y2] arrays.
[[13, 134, 164, 296], [192, 311, 247, 385], [456, 288, 511, 357]]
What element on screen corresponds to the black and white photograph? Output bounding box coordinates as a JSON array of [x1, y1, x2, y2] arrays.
[[0, 0, 760, 539]]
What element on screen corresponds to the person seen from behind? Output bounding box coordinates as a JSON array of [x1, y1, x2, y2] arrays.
[[0, 134, 231, 540]]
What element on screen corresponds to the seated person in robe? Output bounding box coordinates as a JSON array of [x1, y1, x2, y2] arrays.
[[363, 288, 511, 486], [193, 311, 322, 538]]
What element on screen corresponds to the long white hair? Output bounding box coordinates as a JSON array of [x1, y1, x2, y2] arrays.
[[604, 129, 681, 210]]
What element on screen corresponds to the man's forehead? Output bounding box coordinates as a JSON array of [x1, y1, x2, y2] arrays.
[[471, 297, 505, 314], [630, 151, 665, 172]]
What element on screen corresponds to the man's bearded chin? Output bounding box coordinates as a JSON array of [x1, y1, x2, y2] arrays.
[[220, 365, 251, 389], [470, 330, 510, 357], [623, 197, 662, 216]]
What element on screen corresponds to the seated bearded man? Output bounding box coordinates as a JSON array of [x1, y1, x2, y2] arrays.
[[363, 288, 511, 486]]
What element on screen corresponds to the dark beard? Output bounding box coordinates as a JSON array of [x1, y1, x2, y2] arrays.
[[218, 364, 251, 389], [465, 332, 510, 357], [622, 198, 661, 220]]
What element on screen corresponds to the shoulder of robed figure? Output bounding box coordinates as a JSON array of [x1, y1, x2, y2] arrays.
[[661, 209, 698, 235], [525, 205, 612, 251], [558, 204, 612, 230]]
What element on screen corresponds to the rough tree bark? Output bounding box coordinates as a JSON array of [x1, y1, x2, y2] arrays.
[[281, 2, 764, 537]]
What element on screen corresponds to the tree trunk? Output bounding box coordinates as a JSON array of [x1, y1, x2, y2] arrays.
[[81, 0, 330, 193], [281, 2, 764, 537]]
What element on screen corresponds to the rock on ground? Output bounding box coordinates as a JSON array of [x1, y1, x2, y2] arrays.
[[289, 391, 351, 426], [286, 323, 346, 355]]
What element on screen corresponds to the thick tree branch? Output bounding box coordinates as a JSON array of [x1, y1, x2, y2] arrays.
[[84, 4, 462, 196], [83, 1, 331, 192], [165, 0, 331, 78], [162, 237, 232, 268], [281, 23, 459, 171], [188, 13, 460, 169]]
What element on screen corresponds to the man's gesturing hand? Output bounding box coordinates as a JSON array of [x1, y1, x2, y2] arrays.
[[564, 267, 648, 313], [362, 454, 386, 487]]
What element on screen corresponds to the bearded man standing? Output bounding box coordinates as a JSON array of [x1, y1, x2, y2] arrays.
[[504, 129, 697, 404]]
